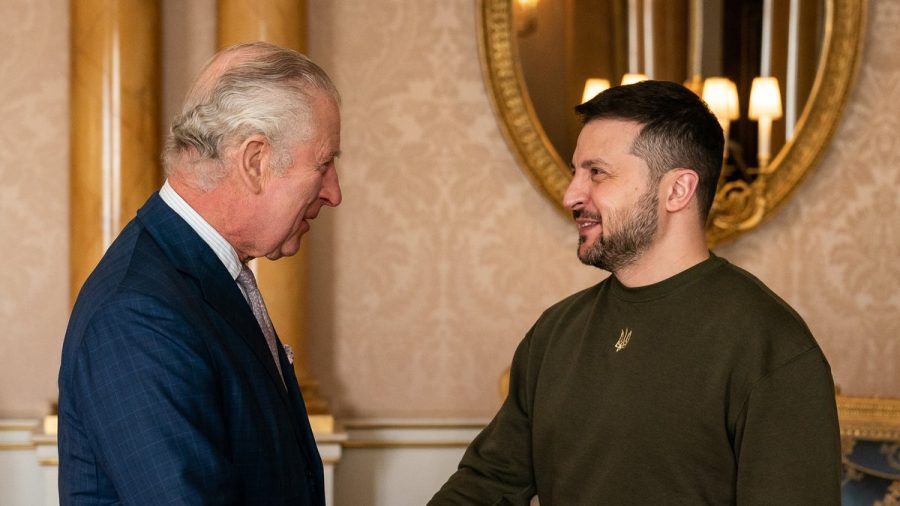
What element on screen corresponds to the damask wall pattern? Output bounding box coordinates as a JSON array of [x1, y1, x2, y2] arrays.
[[305, 0, 603, 417], [0, 0, 69, 417], [0, 0, 896, 419]]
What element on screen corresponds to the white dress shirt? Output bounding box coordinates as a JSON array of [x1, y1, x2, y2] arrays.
[[159, 180, 249, 301]]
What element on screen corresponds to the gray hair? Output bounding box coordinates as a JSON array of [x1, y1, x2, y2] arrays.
[[164, 42, 339, 190]]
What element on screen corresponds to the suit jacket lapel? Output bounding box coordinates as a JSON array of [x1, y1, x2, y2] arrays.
[[136, 193, 291, 406], [199, 275, 291, 403]]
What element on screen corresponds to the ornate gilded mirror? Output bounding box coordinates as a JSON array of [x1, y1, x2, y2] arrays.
[[478, 0, 866, 246]]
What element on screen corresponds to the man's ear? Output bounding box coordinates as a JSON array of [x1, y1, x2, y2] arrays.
[[663, 168, 700, 213], [236, 134, 269, 194]]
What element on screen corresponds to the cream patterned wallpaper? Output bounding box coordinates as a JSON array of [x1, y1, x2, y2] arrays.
[[0, 0, 69, 418], [0, 0, 896, 419], [305, 0, 602, 417]]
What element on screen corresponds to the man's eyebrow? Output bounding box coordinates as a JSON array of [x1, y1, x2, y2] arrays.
[[581, 157, 609, 169], [569, 158, 610, 173]]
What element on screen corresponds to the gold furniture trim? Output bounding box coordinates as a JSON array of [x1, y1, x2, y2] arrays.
[[838, 395, 900, 441], [477, 0, 867, 247]]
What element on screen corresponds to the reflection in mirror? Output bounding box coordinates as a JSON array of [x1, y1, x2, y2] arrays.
[[480, 0, 864, 245], [515, 0, 824, 181]]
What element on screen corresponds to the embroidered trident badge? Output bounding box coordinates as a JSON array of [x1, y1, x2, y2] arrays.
[[615, 328, 632, 352]]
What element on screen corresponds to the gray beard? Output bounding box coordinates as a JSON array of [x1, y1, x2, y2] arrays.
[[578, 185, 659, 272]]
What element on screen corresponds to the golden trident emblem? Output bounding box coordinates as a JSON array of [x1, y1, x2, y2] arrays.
[[615, 328, 632, 352]]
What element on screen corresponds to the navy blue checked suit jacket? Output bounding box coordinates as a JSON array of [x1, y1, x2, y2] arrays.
[[58, 193, 324, 505]]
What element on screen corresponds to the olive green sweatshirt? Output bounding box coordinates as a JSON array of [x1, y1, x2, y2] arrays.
[[430, 255, 841, 505]]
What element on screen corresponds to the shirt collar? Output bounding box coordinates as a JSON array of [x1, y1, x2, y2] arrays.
[[158, 180, 243, 281]]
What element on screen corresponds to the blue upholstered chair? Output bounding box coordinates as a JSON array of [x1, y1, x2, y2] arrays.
[[838, 396, 900, 505]]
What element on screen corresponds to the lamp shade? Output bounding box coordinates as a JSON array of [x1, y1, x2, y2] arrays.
[[621, 73, 649, 86], [748, 77, 783, 120], [702, 77, 740, 121], [581, 78, 611, 103]]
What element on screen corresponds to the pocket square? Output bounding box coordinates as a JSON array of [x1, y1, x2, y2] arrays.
[[282, 343, 294, 365]]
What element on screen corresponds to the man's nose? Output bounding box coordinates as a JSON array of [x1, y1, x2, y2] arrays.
[[563, 172, 585, 210], [320, 165, 342, 207]]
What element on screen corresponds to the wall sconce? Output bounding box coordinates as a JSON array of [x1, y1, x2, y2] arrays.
[[701, 77, 740, 158], [515, 0, 538, 36], [621, 73, 650, 86], [749, 76, 783, 171], [581, 78, 611, 103]]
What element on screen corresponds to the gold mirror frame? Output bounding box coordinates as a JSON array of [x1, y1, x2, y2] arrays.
[[478, 0, 867, 246]]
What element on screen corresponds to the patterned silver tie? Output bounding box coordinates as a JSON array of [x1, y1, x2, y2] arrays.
[[236, 264, 284, 383]]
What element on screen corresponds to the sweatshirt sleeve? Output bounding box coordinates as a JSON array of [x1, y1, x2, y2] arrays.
[[429, 331, 537, 506], [733, 346, 842, 505]]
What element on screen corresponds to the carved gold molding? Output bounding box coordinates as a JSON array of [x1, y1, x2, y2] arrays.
[[477, 0, 867, 247], [477, 0, 571, 215], [838, 395, 900, 441]]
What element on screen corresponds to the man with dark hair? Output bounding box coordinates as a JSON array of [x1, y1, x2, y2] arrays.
[[59, 42, 341, 505], [431, 81, 841, 505]]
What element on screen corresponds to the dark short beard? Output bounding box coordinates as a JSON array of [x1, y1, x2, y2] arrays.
[[578, 185, 659, 272]]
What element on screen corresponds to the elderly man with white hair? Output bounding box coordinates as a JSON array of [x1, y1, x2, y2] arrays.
[[58, 42, 341, 505]]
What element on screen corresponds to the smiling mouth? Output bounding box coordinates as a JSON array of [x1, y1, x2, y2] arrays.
[[573, 211, 601, 231]]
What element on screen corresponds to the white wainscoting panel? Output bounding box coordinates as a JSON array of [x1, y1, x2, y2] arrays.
[[1, 417, 486, 506], [0, 420, 54, 506], [0, 418, 349, 506], [335, 419, 486, 506]]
